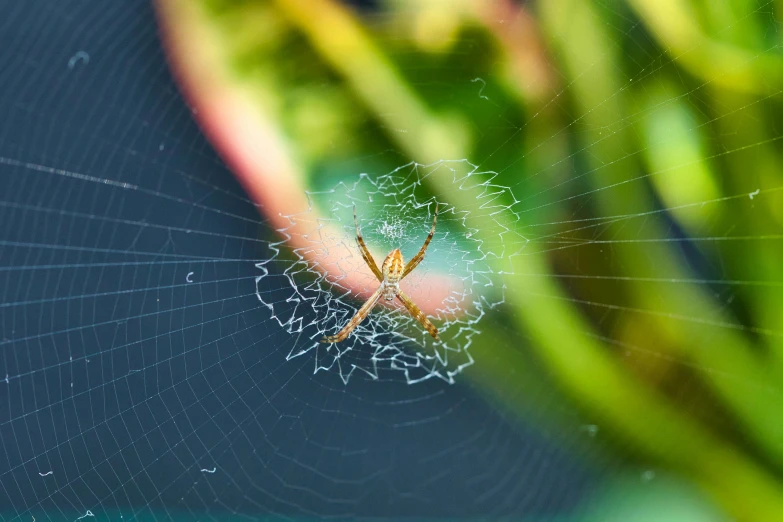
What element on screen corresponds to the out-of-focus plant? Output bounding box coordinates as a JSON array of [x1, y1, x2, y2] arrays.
[[155, 0, 783, 518]]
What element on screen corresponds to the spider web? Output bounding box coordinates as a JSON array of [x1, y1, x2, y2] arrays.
[[255, 161, 525, 384], [0, 0, 782, 520]]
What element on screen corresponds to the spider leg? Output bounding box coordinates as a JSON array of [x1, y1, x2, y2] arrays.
[[402, 203, 438, 279], [354, 205, 383, 282], [321, 285, 384, 343], [396, 289, 440, 341]]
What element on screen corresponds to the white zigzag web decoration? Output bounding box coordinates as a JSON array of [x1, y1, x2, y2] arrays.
[[255, 160, 527, 384]]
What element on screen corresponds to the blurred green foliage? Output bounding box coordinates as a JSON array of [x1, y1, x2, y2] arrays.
[[186, 0, 783, 518]]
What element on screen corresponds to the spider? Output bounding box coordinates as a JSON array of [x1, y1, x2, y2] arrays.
[[321, 203, 441, 343]]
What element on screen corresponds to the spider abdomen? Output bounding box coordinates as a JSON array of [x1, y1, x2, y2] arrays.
[[381, 249, 404, 301], [381, 249, 405, 283]]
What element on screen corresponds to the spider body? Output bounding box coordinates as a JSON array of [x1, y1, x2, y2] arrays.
[[321, 205, 440, 344], [381, 249, 404, 301]]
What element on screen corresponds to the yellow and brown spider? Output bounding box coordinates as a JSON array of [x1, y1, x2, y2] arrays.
[[321, 204, 441, 343]]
